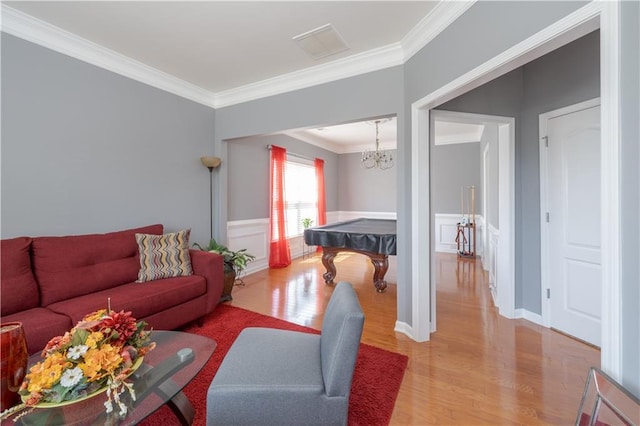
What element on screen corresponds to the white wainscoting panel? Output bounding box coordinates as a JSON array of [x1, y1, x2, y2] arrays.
[[435, 214, 484, 258], [226, 218, 269, 275], [487, 223, 499, 304], [326, 211, 341, 224], [435, 214, 461, 254]]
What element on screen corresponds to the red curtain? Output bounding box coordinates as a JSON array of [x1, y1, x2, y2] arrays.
[[314, 158, 326, 253], [269, 145, 291, 268], [314, 158, 326, 226]]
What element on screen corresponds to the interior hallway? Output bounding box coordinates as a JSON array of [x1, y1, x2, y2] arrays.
[[229, 252, 600, 425]]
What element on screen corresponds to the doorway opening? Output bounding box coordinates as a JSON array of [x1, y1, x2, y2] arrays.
[[430, 110, 515, 326]]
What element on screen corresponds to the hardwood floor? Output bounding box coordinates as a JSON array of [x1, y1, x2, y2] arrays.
[[228, 252, 600, 425]]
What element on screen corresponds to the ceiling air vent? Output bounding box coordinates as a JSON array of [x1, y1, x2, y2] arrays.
[[292, 23, 349, 60]]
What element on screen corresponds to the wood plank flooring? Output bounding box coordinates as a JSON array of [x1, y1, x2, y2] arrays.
[[228, 252, 600, 425]]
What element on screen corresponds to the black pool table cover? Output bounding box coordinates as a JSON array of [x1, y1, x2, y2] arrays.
[[304, 218, 397, 255]]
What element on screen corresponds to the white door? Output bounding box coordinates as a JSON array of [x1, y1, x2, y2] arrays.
[[546, 103, 600, 346]]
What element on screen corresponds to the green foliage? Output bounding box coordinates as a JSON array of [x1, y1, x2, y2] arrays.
[[71, 328, 89, 347], [194, 239, 256, 274], [302, 218, 314, 229]]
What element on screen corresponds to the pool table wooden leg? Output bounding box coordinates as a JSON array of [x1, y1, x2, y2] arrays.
[[321, 248, 338, 284], [370, 254, 389, 293]]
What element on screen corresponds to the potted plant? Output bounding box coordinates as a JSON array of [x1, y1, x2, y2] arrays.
[[301, 218, 314, 258], [194, 239, 255, 302]]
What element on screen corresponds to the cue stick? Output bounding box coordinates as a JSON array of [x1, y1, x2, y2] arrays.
[[471, 185, 475, 225]]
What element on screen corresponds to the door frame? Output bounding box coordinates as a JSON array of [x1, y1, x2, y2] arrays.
[[409, 1, 621, 379], [539, 97, 601, 328], [430, 109, 515, 320]]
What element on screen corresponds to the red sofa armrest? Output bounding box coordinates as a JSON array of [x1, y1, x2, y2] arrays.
[[190, 249, 224, 314]]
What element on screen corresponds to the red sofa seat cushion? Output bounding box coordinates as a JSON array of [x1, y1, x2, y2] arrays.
[[1, 308, 73, 355], [32, 224, 163, 306], [46, 275, 206, 325], [1, 237, 39, 315]]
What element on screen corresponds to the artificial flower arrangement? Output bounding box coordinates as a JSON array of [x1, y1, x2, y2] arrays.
[[2, 307, 154, 421]]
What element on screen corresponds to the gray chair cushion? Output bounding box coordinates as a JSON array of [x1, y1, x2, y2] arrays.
[[212, 327, 323, 388]]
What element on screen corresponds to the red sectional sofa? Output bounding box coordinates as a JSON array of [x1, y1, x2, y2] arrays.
[[1, 224, 224, 354]]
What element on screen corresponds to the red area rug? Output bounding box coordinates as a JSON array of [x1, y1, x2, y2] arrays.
[[141, 304, 408, 426]]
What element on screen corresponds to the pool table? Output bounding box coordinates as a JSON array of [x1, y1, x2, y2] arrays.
[[303, 218, 396, 292]]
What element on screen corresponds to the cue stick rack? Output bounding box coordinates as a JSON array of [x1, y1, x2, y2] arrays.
[[456, 185, 476, 259]]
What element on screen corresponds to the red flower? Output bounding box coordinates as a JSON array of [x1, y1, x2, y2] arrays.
[[99, 310, 138, 346]]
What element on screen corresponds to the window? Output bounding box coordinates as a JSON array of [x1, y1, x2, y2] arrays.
[[284, 159, 317, 237]]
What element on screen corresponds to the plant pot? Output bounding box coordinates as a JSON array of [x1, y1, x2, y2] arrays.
[[220, 270, 236, 302], [0, 322, 28, 411]]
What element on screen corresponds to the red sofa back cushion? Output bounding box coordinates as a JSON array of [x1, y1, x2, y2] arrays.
[[33, 224, 163, 306], [1, 237, 40, 316]]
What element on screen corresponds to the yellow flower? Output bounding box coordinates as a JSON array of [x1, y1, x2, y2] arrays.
[[78, 344, 123, 382], [85, 332, 104, 349], [25, 352, 71, 393], [82, 309, 108, 322]]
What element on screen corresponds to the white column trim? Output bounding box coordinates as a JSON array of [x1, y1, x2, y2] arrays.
[[598, 0, 622, 379]]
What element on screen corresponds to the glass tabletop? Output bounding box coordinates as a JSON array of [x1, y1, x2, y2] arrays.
[[3, 331, 216, 425]]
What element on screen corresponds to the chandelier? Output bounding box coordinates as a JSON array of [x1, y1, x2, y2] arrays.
[[361, 119, 394, 170]]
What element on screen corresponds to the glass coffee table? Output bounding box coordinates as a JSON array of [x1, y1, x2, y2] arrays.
[[2, 331, 216, 425]]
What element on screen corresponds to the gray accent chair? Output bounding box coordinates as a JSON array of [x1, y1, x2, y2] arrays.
[[206, 281, 365, 426]]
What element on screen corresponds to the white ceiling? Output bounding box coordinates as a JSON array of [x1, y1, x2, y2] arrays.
[[2, 1, 481, 152], [4, 1, 437, 93]]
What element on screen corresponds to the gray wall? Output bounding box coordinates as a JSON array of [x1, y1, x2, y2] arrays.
[[430, 143, 481, 215], [337, 151, 397, 212], [227, 134, 339, 221], [434, 30, 600, 312], [1, 34, 216, 245]]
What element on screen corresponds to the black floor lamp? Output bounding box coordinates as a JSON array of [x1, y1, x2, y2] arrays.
[[200, 156, 222, 240]]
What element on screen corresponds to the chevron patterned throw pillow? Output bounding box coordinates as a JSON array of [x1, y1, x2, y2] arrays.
[[135, 229, 193, 282]]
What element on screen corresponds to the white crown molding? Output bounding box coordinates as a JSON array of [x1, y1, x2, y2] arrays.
[[283, 129, 396, 154], [213, 43, 404, 108], [0, 5, 217, 108], [401, 0, 477, 61], [281, 130, 344, 153], [1, 2, 476, 109]]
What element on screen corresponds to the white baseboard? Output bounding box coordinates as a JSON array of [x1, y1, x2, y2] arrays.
[[515, 308, 543, 326], [394, 321, 414, 339]]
